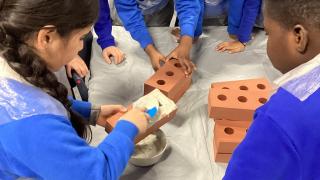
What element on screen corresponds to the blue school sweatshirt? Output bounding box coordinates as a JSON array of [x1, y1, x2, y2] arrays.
[[94, 0, 116, 50], [114, 0, 201, 49], [0, 77, 138, 180], [224, 54, 320, 179], [228, 0, 262, 43]]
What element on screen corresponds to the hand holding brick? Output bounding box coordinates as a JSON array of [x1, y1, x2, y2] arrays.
[[105, 89, 177, 143]]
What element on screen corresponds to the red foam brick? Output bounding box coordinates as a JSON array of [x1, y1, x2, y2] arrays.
[[208, 88, 270, 121], [213, 120, 252, 163], [214, 120, 249, 154], [144, 59, 192, 103], [215, 153, 232, 163], [213, 132, 232, 163], [105, 105, 177, 143], [215, 119, 252, 128], [211, 78, 272, 92]]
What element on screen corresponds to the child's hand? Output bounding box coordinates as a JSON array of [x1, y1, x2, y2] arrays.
[[66, 55, 89, 78], [120, 108, 150, 134], [145, 44, 166, 71], [171, 27, 199, 44], [171, 27, 181, 43], [102, 46, 126, 65], [96, 105, 127, 127], [150, 52, 166, 71], [216, 41, 246, 54], [166, 36, 196, 77]]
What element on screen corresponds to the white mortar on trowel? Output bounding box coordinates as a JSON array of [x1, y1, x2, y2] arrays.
[[130, 89, 177, 166]]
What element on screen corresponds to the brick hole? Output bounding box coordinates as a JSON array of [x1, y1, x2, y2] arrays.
[[246, 129, 248, 133], [238, 96, 247, 103], [157, 80, 166, 85], [259, 97, 267, 104], [257, 84, 266, 90], [222, 87, 229, 89], [239, 86, 248, 91], [224, 127, 234, 135], [174, 63, 182, 68], [217, 94, 227, 101], [166, 71, 174, 76]]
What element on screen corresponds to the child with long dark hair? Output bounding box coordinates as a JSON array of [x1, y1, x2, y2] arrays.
[[0, 0, 149, 179]]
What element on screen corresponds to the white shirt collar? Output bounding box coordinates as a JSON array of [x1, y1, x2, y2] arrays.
[[274, 54, 320, 86], [273, 53, 320, 101]]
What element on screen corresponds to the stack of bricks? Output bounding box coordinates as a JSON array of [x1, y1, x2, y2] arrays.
[[105, 59, 192, 143], [208, 78, 272, 163]]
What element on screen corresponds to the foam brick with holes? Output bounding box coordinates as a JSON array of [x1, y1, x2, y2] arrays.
[[208, 78, 272, 121], [144, 59, 192, 103]]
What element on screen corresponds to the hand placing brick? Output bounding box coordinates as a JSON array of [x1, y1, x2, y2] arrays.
[[144, 58, 192, 103], [105, 89, 178, 143]]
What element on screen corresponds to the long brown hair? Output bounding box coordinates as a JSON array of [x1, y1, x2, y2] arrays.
[[0, 0, 99, 141]]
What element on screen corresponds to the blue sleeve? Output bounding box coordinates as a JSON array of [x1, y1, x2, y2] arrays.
[[223, 113, 300, 180], [237, 0, 262, 43], [114, 0, 153, 49], [194, 0, 204, 37], [175, 0, 201, 38], [0, 115, 138, 180], [69, 98, 92, 119], [227, 0, 245, 36], [94, 0, 116, 50]]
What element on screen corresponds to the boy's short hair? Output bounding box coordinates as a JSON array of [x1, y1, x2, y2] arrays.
[[264, 0, 320, 30]]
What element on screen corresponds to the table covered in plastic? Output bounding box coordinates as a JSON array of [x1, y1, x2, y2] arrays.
[[88, 26, 281, 180]]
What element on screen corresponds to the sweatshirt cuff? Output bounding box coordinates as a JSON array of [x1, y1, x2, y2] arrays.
[[134, 31, 153, 49], [69, 98, 92, 119], [98, 120, 138, 160], [180, 24, 195, 38], [113, 120, 139, 141], [227, 25, 239, 36], [238, 34, 252, 43], [97, 37, 116, 50]]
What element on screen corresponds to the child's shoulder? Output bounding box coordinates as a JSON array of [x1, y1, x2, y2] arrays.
[[257, 86, 320, 145], [0, 77, 68, 126], [261, 86, 320, 120]]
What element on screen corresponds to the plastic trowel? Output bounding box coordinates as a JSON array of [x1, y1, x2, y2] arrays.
[[146, 107, 158, 118]]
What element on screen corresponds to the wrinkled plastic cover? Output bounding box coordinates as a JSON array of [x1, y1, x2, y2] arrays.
[[89, 26, 280, 180], [0, 77, 68, 126]]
